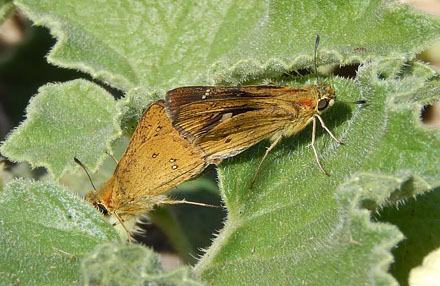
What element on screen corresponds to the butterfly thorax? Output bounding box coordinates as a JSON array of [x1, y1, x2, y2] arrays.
[[280, 82, 335, 138]]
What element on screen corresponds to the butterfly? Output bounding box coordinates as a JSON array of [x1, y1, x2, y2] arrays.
[[85, 100, 212, 230], [164, 37, 365, 187], [167, 83, 352, 186]]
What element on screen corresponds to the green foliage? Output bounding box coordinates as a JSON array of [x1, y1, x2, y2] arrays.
[[0, 179, 118, 286], [0, 0, 13, 23], [0, 80, 122, 179], [81, 242, 205, 286], [0, 0, 439, 285], [13, 0, 440, 89]]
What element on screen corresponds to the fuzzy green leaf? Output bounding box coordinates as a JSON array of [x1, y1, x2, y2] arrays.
[[195, 58, 440, 285], [13, 0, 440, 89], [0, 179, 118, 286], [0, 79, 122, 179], [0, 0, 13, 23], [80, 242, 205, 286]]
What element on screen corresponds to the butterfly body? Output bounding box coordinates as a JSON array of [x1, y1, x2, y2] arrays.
[[86, 100, 207, 219], [165, 83, 336, 164]]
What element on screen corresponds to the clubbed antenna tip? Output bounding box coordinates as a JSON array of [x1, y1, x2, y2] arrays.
[[74, 157, 97, 191], [354, 100, 367, 104]]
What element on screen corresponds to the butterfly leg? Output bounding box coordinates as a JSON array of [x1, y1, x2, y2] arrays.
[[162, 199, 221, 209], [250, 134, 283, 189], [315, 114, 344, 145], [311, 117, 330, 176], [106, 151, 119, 164], [112, 211, 132, 243]]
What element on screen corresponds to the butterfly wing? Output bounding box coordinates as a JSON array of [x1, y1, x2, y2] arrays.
[[165, 86, 304, 161], [114, 100, 206, 198]]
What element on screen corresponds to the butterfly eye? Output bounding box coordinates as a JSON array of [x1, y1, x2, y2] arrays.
[[317, 98, 329, 111], [96, 203, 109, 215]]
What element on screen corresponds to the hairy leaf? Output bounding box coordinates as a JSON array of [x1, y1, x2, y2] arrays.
[[0, 179, 118, 286], [80, 242, 205, 286], [0, 0, 13, 23], [0, 80, 122, 179], [13, 0, 440, 89]]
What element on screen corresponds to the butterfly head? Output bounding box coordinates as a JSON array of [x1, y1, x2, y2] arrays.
[[94, 201, 110, 216], [85, 191, 110, 216], [315, 82, 335, 114]]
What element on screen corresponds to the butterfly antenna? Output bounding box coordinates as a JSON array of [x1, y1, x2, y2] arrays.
[[74, 157, 97, 191], [314, 34, 320, 77], [339, 100, 367, 105], [105, 151, 119, 165]]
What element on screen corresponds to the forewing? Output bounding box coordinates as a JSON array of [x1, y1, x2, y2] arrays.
[[165, 86, 301, 160], [165, 86, 302, 141], [165, 86, 296, 113], [198, 109, 291, 161], [114, 100, 206, 198]]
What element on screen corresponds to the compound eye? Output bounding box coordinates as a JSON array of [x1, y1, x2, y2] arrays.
[[317, 98, 329, 111], [96, 203, 109, 215]]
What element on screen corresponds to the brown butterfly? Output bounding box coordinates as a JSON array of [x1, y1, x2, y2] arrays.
[[84, 100, 212, 231], [165, 83, 349, 185], [164, 37, 365, 187]]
